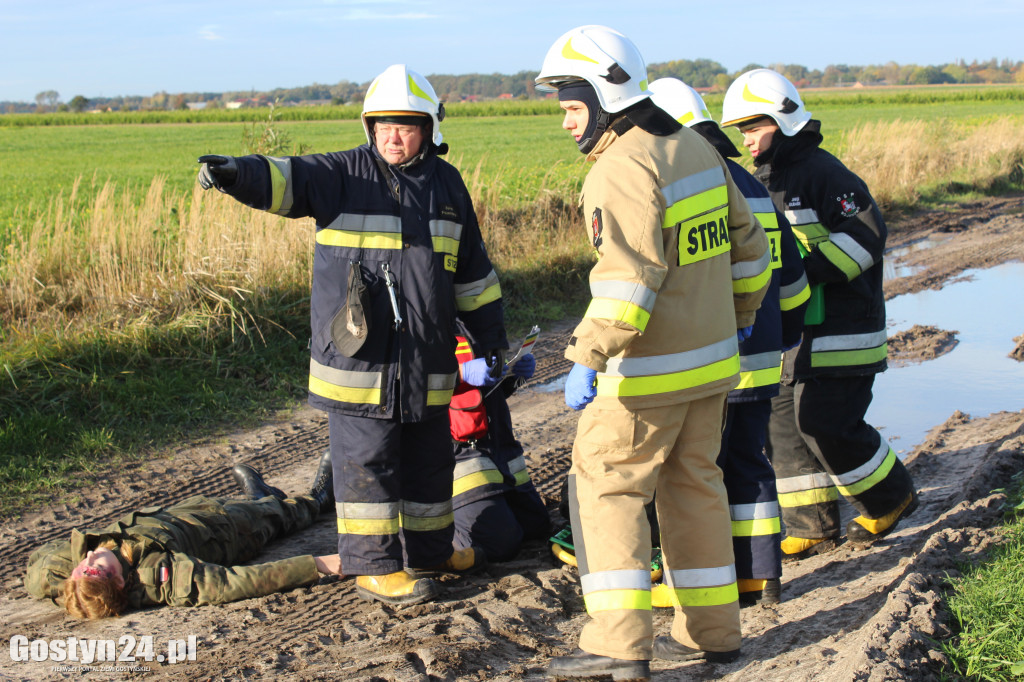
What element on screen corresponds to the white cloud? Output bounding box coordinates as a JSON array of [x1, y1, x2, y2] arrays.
[[199, 25, 223, 40]]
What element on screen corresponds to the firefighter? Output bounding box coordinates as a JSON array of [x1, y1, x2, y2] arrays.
[[648, 78, 809, 607], [721, 69, 918, 561], [196, 64, 507, 606], [535, 26, 771, 679], [450, 335, 550, 561]]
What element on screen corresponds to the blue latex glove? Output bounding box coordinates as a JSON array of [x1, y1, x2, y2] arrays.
[[511, 353, 536, 380], [461, 358, 500, 387], [737, 325, 754, 342], [565, 363, 597, 411]]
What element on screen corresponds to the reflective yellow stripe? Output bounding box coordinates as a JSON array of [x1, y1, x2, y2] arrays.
[[264, 156, 293, 216], [731, 517, 781, 538], [780, 282, 811, 311], [456, 283, 502, 312], [817, 241, 862, 280], [316, 230, 404, 249], [401, 510, 454, 531], [790, 223, 830, 249], [308, 359, 383, 406], [597, 355, 739, 398], [777, 487, 839, 508], [676, 209, 732, 266], [733, 262, 772, 294], [338, 517, 399, 535], [811, 344, 888, 369], [659, 583, 739, 608], [584, 298, 651, 331], [432, 235, 460, 256], [453, 469, 505, 496], [584, 590, 652, 613], [735, 365, 782, 390], [836, 446, 897, 497], [664, 185, 728, 228]]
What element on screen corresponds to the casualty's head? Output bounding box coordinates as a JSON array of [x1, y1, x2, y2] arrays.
[[535, 25, 652, 154], [64, 544, 129, 620], [362, 64, 446, 165], [721, 69, 811, 161]]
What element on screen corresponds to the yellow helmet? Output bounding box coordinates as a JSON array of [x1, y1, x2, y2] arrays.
[[535, 25, 650, 114], [721, 69, 811, 136], [648, 78, 713, 127], [361, 64, 445, 147]]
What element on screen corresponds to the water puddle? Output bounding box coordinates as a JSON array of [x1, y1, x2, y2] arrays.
[[869, 262, 1024, 455], [533, 247, 1024, 457], [883, 233, 951, 279]]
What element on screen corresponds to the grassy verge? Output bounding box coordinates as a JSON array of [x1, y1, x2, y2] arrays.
[[941, 472, 1024, 680]]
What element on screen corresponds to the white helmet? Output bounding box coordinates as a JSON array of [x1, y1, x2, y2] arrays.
[[720, 69, 811, 136], [361, 64, 445, 146], [535, 25, 650, 113], [648, 78, 712, 128]]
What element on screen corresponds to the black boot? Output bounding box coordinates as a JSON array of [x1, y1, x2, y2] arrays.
[[652, 636, 740, 663], [310, 450, 334, 513], [547, 650, 649, 681], [232, 464, 287, 501]]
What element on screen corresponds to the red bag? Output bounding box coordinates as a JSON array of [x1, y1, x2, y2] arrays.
[[450, 382, 488, 442]]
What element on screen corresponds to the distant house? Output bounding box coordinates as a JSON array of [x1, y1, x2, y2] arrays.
[[186, 102, 208, 111], [497, 93, 514, 99], [225, 101, 245, 110]]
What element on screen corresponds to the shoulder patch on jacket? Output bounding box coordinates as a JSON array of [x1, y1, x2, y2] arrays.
[[836, 193, 860, 217], [591, 208, 603, 250]]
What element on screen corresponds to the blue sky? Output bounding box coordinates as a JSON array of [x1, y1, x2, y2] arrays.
[[1, 0, 1021, 103]]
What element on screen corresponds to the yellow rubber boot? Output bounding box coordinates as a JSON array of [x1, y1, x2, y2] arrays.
[[847, 491, 919, 547], [651, 583, 674, 608], [781, 535, 838, 561], [738, 578, 781, 606], [355, 570, 438, 606]]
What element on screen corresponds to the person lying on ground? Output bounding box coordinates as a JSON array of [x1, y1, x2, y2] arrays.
[[24, 454, 338, 620]]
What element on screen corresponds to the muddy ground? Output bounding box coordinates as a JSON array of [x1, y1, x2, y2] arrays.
[[2, 195, 1024, 681]]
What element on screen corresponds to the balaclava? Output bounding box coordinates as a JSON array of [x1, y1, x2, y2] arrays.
[[558, 81, 610, 154]]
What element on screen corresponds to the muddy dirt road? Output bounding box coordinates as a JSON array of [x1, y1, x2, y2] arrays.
[[2, 195, 1023, 681]]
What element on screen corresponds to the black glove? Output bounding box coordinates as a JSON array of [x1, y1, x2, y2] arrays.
[[197, 154, 238, 190]]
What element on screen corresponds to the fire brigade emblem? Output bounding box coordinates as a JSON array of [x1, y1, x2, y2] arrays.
[[591, 208, 603, 249], [838, 193, 860, 217]]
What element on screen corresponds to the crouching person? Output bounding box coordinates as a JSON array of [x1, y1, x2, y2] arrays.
[[452, 335, 551, 561]]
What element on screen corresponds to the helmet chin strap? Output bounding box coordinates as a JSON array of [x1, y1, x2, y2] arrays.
[[577, 107, 611, 154]]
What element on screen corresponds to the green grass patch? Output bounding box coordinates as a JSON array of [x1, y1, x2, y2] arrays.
[[941, 472, 1024, 680]]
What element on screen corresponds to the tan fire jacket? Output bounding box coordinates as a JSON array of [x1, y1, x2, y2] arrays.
[[566, 124, 771, 410]]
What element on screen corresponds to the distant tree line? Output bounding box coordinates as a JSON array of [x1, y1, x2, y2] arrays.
[[4, 58, 1022, 114]]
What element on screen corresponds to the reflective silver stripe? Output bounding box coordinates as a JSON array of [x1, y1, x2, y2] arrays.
[[603, 336, 736, 378], [776, 472, 834, 494], [429, 218, 462, 242], [739, 351, 782, 373], [784, 208, 819, 226], [427, 372, 457, 391], [590, 280, 657, 313], [745, 196, 776, 215], [308, 358, 383, 389], [264, 156, 295, 215], [325, 212, 402, 234], [831, 437, 890, 487], [830, 233, 875, 272], [403, 499, 453, 518], [665, 564, 736, 588], [337, 501, 399, 519], [507, 455, 527, 475], [454, 270, 500, 299], [811, 330, 888, 353], [662, 166, 726, 205], [581, 569, 651, 594], [732, 247, 771, 279], [779, 273, 809, 300], [453, 456, 499, 478], [730, 501, 779, 521]]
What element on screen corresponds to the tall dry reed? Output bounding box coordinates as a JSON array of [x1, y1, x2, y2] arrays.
[[1, 178, 314, 341], [838, 116, 1024, 208]]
